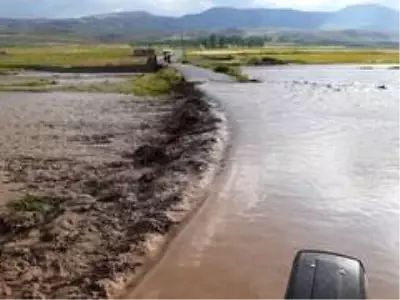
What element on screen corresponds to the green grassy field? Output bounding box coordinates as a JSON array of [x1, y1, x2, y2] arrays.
[[0, 44, 182, 95], [0, 45, 148, 70], [187, 47, 400, 65], [2, 45, 397, 71]]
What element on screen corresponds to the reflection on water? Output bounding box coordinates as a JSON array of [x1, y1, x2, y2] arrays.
[[129, 66, 399, 299]]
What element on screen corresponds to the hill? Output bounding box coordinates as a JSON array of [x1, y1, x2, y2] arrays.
[[0, 4, 398, 44], [176, 7, 329, 30], [321, 4, 399, 31]]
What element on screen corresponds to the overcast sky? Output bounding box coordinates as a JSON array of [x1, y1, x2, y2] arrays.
[[0, 0, 398, 18]]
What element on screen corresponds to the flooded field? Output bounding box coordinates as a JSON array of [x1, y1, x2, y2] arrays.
[[130, 65, 399, 299]]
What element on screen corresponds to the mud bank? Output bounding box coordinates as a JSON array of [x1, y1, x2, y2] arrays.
[[0, 85, 228, 298]]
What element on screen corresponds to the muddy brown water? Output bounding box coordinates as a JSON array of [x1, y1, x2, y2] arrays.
[[128, 65, 399, 299], [129, 66, 400, 300], [1, 71, 138, 87]]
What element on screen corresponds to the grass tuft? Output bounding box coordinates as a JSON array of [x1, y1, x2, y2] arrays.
[[211, 64, 249, 82], [8, 194, 59, 213], [131, 67, 183, 96]]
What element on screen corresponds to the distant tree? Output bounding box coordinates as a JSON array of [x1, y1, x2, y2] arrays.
[[219, 35, 226, 48], [246, 36, 264, 47], [208, 34, 217, 48], [140, 33, 280, 49]]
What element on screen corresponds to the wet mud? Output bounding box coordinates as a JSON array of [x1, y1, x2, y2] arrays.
[[0, 84, 228, 298]]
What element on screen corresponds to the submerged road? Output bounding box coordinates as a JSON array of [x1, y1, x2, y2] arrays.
[[127, 64, 399, 299]]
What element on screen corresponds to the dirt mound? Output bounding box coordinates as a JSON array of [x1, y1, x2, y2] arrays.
[[0, 85, 228, 298]]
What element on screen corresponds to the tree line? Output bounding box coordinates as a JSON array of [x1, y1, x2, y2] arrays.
[[140, 33, 276, 48]]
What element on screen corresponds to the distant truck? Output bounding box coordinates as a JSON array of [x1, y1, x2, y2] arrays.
[[132, 47, 159, 71], [132, 48, 155, 57], [162, 49, 173, 64]]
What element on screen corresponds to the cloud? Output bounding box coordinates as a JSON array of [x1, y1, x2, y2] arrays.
[[255, 0, 398, 10], [0, 0, 395, 18]]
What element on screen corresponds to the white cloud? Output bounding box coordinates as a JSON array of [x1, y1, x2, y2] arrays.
[[254, 0, 398, 10]]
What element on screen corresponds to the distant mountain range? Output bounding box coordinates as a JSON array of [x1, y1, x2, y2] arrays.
[[0, 4, 398, 41]]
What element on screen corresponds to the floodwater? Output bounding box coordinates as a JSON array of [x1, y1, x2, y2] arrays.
[[128, 65, 399, 299], [7, 71, 138, 86]]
